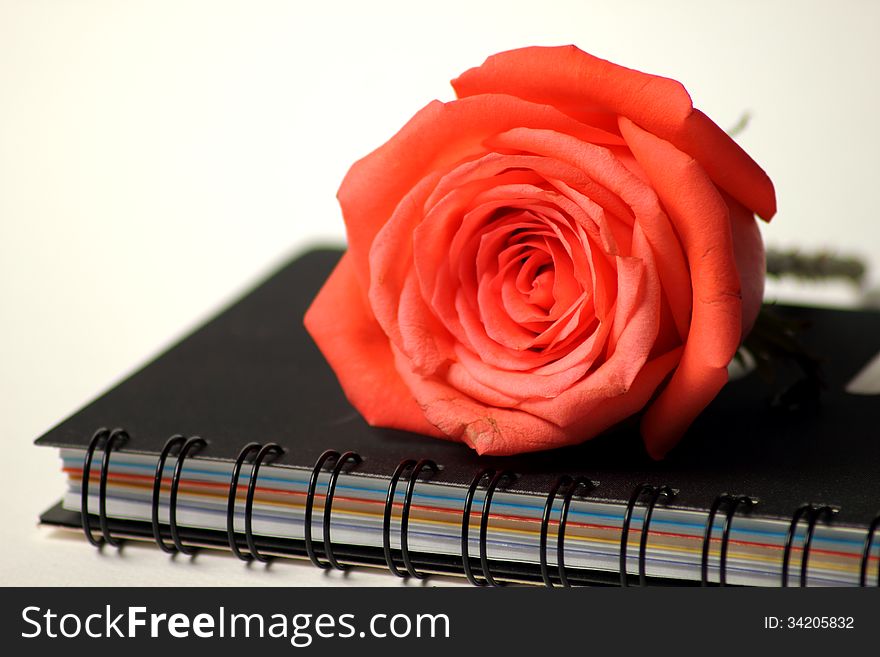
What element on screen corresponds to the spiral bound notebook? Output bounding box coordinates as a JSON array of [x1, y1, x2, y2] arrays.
[[35, 248, 880, 587]]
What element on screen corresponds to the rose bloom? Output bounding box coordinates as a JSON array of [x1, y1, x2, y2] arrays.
[[305, 46, 776, 459]]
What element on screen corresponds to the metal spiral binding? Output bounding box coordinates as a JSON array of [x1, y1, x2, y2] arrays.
[[619, 483, 676, 587], [383, 459, 416, 577], [80, 430, 880, 590], [167, 436, 208, 555], [303, 450, 362, 570], [401, 460, 440, 578], [860, 513, 880, 587], [781, 503, 838, 587], [460, 469, 516, 587], [226, 442, 262, 561], [323, 451, 363, 570], [539, 475, 597, 587], [81, 427, 128, 548], [242, 443, 284, 563], [151, 434, 187, 553], [700, 494, 757, 586]]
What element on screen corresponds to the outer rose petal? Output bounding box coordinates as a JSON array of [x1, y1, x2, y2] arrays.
[[304, 253, 444, 438], [452, 45, 776, 220], [729, 194, 766, 336], [620, 118, 743, 459]]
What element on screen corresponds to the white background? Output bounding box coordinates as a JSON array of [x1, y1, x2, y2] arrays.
[[1, 0, 878, 585]]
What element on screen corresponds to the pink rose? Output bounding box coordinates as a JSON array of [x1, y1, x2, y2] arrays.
[[305, 45, 776, 458]]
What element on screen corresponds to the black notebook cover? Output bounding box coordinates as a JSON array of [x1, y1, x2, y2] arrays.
[[34, 248, 880, 527]]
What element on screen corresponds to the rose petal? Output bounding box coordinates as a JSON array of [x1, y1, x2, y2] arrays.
[[304, 253, 443, 437], [391, 342, 569, 454], [727, 192, 766, 336], [342, 94, 628, 289], [397, 271, 453, 376], [452, 45, 776, 220], [487, 127, 692, 342], [619, 117, 743, 459]]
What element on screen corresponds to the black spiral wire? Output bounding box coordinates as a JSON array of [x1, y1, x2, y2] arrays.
[[382, 459, 417, 578], [539, 475, 597, 587], [226, 442, 262, 561], [619, 483, 675, 587], [81, 427, 128, 548], [700, 494, 757, 586], [860, 513, 880, 587], [151, 434, 186, 553], [781, 503, 838, 587], [400, 459, 441, 578], [242, 443, 284, 562], [166, 436, 208, 556], [303, 449, 362, 570], [460, 469, 516, 586]]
